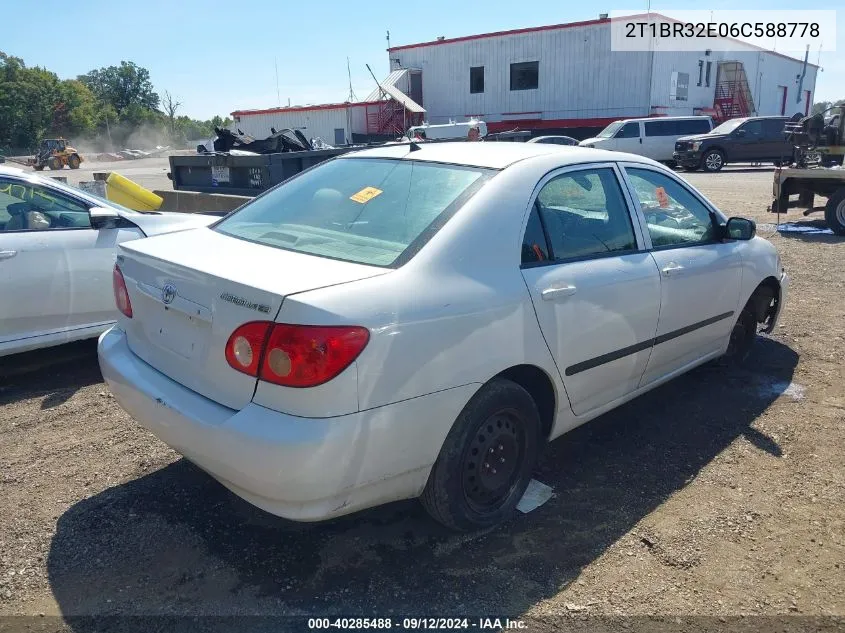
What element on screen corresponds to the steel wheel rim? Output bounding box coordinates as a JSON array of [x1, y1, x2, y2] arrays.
[[836, 200, 845, 225], [706, 153, 722, 170], [461, 409, 525, 513]]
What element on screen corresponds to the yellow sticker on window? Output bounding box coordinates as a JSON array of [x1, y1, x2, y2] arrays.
[[655, 186, 670, 208], [350, 186, 383, 204]]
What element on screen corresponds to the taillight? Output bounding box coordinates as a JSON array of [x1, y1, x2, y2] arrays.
[[261, 324, 370, 387], [225, 322, 272, 377], [112, 265, 133, 318], [224, 322, 369, 387]]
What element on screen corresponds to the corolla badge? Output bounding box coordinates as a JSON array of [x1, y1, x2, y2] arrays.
[[161, 283, 177, 305]]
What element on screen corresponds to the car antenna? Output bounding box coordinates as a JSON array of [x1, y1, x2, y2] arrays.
[[408, 141, 421, 152]]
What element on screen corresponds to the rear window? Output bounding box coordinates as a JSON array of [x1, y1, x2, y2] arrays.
[[215, 158, 492, 267]]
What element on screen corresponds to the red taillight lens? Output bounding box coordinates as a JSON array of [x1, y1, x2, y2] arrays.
[[225, 322, 369, 386], [262, 324, 369, 387], [112, 265, 133, 318], [225, 321, 272, 377]]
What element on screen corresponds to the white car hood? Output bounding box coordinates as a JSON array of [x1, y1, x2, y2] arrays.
[[578, 137, 605, 146], [128, 211, 218, 237]]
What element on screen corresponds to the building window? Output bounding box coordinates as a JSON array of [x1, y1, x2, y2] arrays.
[[697, 60, 704, 86], [470, 66, 484, 94], [705, 61, 712, 87], [670, 71, 690, 101], [510, 61, 539, 91]]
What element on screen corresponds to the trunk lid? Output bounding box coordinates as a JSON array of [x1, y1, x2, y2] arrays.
[[117, 227, 388, 410]]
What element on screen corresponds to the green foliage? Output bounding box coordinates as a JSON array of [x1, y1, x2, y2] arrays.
[[79, 61, 159, 113], [0, 52, 230, 153], [812, 99, 845, 116]]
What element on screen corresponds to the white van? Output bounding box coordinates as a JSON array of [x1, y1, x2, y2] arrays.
[[579, 116, 713, 162], [408, 120, 488, 141]]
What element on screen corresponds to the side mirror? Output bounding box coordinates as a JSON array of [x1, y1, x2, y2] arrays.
[[89, 206, 121, 229], [725, 216, 756, 240], [734, 129, 747, 138]]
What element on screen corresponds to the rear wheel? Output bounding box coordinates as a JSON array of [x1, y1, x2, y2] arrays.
[[421, 379, 542, 531], [68, 154, 81, 169], [48, 157, 62, 170], [701, 149, 725, 172], [824, 188, 845, 236]]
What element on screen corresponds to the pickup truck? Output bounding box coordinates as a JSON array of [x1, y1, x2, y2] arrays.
[[673, 116, 793, 172]]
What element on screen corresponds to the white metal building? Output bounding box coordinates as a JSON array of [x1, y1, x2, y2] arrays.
[[386, 14, 819, 132]]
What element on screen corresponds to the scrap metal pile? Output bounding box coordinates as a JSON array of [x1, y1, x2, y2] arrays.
[[207, 127, 318, 155]]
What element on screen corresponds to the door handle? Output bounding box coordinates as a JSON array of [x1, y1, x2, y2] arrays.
[[0, 250, 18, 261], [541, 283, 577, 300], [661, 262, 684, 276]]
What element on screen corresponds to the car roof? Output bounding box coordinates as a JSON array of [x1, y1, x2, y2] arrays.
[[342, 142, 645, 169], [619, 115, 711, 122]]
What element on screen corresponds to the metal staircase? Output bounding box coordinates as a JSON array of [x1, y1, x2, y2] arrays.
[[713, 61, 756, 121]]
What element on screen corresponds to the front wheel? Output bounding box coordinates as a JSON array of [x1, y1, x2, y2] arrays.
[[421, 379, 542, 531], [48, 157, 62, 170], [68, 154, 81, 169], [701, 150, 725, 172]]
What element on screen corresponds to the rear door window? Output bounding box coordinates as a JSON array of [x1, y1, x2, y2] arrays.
[[644, 120, 678, 137], [215, 158, 492, 267], [677, 119, 711, 135], [763, 118, 787, 138], [535, 167, 637, 261]]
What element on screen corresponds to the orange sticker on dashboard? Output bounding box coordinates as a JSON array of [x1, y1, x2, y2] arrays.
[[655, 186, 670, 208], [350, 186, 383, 204]]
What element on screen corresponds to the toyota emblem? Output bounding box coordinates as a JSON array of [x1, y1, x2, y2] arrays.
[[161, 283, 177, 305]]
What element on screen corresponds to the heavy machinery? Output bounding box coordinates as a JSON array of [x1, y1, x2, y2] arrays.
[[772, 105, 845, 235], [27, 138, 83, 171]]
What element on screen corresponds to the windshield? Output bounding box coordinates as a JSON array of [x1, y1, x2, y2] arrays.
[[710, 119, 747, 135], [215, 158, 492, 267], [597, 121, 623, 138]]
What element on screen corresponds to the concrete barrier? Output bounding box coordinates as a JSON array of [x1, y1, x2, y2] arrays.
[[154, 190, 251, 214]]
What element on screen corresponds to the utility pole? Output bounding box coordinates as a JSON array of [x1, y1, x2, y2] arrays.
[[347, 57, 357, 102], [275, 57, 281, 106]]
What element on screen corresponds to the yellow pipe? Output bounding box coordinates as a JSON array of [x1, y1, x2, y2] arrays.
[[105, 172, 163, 211]]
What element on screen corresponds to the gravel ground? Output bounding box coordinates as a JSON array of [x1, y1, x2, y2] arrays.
[[0, 167, 843, 632]]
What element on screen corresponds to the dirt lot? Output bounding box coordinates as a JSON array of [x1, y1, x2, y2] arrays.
[[0, 167, 843, 632]]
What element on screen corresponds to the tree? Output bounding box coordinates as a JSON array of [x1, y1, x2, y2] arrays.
[[162, 90, 181, 139], [0, 52, 60, 149], [79, 61, 159, 114], [51, 80, 97, 137], [812, 99, 844, 116]]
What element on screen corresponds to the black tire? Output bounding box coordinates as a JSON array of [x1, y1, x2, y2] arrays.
[[701, 149, 725, 172], [68, 154, 81, 169], [33, 165, 44, 171], [771, 192, 790, 214], [719, 306, 757, 366], [824, 188, 845, 236], [421, 378, 542, 531], [48, 157, 62, 171]]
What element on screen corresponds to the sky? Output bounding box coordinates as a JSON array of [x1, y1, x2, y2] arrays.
[[2, 0, 842, 120]]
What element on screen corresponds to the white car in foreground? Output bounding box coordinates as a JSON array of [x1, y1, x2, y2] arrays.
[[98, 143, 787, 530], [0, 166, 217, 357]]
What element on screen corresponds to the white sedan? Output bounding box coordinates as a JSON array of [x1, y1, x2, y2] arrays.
[[0, 166, 217, 357], [98, 143, 787, 530]]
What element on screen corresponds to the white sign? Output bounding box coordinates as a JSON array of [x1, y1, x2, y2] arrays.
[[211, 165, 230, 186]]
